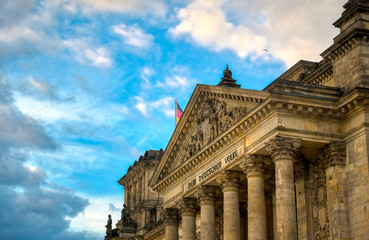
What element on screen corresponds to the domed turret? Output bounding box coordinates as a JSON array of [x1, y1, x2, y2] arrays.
[[217, 65, 241, 88]]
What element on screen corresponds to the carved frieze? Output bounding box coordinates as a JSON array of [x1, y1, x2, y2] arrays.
[[310, 160, 330, 240], [184, 98, 247, 161]]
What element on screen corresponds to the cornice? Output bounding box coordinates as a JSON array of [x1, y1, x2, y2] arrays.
[[118, 159, 159, 186], [297, 61, 333, 86], [322, 31, 369, 62], [144, 224, 165, 240]]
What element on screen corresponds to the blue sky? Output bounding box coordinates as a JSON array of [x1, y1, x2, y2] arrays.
[[0, 0, 346, 239]]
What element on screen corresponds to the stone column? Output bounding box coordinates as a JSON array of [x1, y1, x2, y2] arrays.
[[178, 198, 197, 240], [266, 135, 301, 240], [240, 154, 268, 240], [322, 142, 351, 239], [163, 208, 179, 240], [217, 170, 242, 240], [196, 185, 217, 240]]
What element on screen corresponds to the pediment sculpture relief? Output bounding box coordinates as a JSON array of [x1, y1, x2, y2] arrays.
[[184, 98, 247, 160]]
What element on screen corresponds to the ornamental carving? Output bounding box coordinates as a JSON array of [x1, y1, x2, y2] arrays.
[[185, 98, 247, 160], [310, 160, 329, 240], [321, 142, 346, 168], [265, 136, 301, 161], [177, 198, 198, 215], [162, 208, 179, 226], [240, 154, 270, 177], [195, 185, 218, 204], [217, 170, 242, 191]]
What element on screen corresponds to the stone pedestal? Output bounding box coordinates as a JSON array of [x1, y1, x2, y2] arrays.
[[240, 154, 268, 240], [218, 170, 242, 240], [196, 185, 217, 240], [178, 198, 197, 240], [266, 136, 301, 240], [163, 208, 179, 240]]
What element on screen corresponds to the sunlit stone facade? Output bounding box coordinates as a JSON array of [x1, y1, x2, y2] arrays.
[[107, 1, 369, 239]]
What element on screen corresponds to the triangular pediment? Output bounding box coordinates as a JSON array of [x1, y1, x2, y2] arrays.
[[150, 84, 269, 190]]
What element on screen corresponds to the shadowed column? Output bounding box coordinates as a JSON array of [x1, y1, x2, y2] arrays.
[[196, 185, 217, 240], [218, 170, 242, 240], [178, 198, 197, 240], [266, 135, 301, 240], [163, 208, 179, 240], [240, 154, 268, 240]]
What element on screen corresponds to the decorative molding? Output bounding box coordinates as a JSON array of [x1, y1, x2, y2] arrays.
[[177, 198, 198, 215], [265, 136, 301, 161], [240, 154, 271, 177], [162, 208, 179, 226], [217, 170, 242, 191], [195, 185, 218, 204], [144, 225, 165, 240]]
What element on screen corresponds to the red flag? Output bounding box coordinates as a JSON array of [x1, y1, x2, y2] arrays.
[[175, 100, 183, 126]]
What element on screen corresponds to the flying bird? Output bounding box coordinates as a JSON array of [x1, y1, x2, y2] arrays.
[[262, 48, 269, 53]]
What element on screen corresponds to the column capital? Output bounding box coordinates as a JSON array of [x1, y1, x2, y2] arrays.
[[265, 135, 301, 161], [217, 170, 242, 192], [195, 185, 218, 205], [321, 142, 346, 168], [177, 198, 198, 216], [240, 154, 271, 177], [163, 208, 179, 226]]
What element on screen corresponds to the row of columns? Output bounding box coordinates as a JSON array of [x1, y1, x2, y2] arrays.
[[163, 136, 302, 240]]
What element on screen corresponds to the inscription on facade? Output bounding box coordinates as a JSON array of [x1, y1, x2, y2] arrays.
[[184, 146, 243, 192]]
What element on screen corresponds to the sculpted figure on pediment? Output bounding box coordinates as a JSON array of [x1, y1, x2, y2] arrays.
[[184, 98, 247, 160]]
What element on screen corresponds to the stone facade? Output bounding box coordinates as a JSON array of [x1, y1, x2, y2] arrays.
[[106, 1, 369, 239]]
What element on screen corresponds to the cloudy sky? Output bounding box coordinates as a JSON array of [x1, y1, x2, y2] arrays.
[[0, 0, 346, 239]]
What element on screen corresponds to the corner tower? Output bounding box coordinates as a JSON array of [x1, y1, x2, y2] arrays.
[[322, 0, 369, 94]]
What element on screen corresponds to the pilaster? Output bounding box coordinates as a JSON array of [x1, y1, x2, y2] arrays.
[[322, 142, 351, 239]]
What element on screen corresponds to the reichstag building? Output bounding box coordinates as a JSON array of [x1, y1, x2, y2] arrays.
[[105, 1, 369, 239]]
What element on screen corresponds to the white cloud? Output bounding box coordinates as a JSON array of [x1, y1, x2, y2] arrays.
[[135, 97, 148, 116], [170, 0, 267, 59], [112, 24, 154, 48], [63, 38, 112, 68], [69, 195, 122, 236], [170, 0, 347, 66], [79, 0, 167, 17], [134, 96, 174, 118], [163, 75, 190, 89]]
